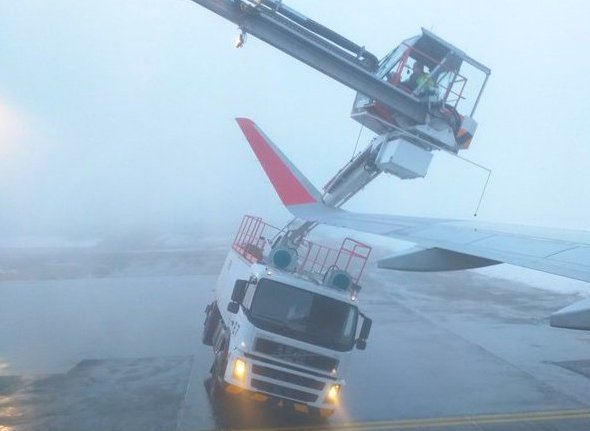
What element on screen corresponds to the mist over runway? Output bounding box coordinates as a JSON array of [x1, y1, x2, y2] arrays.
[[1, 238, 589, 430], [1, 1, 590, 429]]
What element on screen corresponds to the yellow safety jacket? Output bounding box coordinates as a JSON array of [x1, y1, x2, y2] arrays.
[[416, 74, 437, 95]]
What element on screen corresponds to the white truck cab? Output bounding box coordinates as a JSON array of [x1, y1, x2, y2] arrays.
[[202, 216, 372, 418]]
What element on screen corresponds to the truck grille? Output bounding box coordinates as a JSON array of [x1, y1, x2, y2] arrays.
[[251, 379, 318, 403], [252, 365, 325, 390], [254, 338, 338, 372]]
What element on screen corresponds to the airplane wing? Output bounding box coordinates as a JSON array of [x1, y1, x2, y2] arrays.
[[236, 117, 590, 329]]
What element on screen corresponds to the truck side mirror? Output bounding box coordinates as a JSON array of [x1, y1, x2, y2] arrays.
[[231, 279, 248, 304], [227, 301, 240, 314], [356, 316, 372, 350]]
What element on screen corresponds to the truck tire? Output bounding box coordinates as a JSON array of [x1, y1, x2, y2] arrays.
[[309, 407, 331, 423], [202, 302, 221, 346], [209, 337, 228, 400]]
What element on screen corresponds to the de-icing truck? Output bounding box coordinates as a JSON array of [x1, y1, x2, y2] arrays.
[[202, 215, 373, 418]]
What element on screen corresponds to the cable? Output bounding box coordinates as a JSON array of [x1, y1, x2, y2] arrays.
[[351, 124, 364, 159], [472, 167, 492, 217], [361, 111, 493, 217], [452, 153, 492, 217]]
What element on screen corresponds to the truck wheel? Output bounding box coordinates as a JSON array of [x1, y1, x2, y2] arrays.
[[209, 339, 228, 400], [202, 302, 221, 346], [308, 407, 331, 423]]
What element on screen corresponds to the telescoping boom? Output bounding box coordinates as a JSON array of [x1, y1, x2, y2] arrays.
[[190, 0, 490, 153], [192, 0, 492, 247]]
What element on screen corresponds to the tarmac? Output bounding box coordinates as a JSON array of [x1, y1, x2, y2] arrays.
[[1, 242, 589, 430]]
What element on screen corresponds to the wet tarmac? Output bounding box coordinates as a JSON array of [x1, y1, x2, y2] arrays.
[[1, 246, 590, 430]]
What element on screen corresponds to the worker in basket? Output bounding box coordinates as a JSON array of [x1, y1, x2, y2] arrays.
[[402, 61, 437, 97]]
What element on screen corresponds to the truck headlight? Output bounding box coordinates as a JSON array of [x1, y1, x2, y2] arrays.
[[326, 384, 340, 403], [232, 358, 247, 381]]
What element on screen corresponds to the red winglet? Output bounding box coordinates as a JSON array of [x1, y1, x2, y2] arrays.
[[236, 118, 318, 206]]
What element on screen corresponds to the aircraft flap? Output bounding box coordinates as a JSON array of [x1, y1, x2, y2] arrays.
[[378, 246, 500, 272], [550, 297, 590, 331]]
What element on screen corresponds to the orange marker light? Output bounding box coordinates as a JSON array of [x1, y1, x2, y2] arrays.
[[233, 358, 247, 381]]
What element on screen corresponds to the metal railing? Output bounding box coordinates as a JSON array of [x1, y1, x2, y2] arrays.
[[231, 215, 372, 284]]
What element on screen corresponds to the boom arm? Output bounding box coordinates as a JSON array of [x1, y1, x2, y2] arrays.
[[190, 0, 427, 123], [196, 1, 492, 247]]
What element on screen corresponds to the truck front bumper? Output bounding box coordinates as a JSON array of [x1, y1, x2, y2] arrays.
[[223, 352, 341, 415], [223, 383, 334, 417]]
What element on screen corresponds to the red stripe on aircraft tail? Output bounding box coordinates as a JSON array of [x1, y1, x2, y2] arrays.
[[236, 118, 317, 206]]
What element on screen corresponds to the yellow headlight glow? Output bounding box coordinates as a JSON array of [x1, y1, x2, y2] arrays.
[[326, 384, 340, 403], [233, 358, 247, 380]]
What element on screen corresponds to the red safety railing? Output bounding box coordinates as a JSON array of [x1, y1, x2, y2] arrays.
[[232, 215, 372, 284], [232, 215, 280, 264], [298, 237, 371, 284], [334, 238, 372, 284]]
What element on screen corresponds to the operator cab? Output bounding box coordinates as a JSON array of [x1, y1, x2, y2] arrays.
[[352, 29, 491, 151]]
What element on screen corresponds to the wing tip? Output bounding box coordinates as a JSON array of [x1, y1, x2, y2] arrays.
[[235, 117, 320, 207], [235, 117, 251, 124]]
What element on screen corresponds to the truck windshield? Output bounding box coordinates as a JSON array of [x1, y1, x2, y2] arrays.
[[249, 278, 358, 351]]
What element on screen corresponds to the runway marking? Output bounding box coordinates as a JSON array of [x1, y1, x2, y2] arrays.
[[249, 408, 590, 431], [175, 355, 196, 431]]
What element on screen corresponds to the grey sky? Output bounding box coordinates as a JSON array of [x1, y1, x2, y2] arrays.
[[1, 0, 589, 238]]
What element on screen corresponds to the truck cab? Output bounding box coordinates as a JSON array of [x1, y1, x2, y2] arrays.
[[202, 216, 372, 418]]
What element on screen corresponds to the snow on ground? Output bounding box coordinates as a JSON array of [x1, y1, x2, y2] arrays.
[[314, 226, 590, 297], [0, 233, 232, 252], [0, 236, 102, 249], [473, 265, 590, 297], [1, 232, 588, 297], [156, 233, 231, 251]]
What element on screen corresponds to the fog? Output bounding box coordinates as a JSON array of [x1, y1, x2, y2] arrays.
[[2, 4, 590, 426], [1, 0, 589, 241]]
